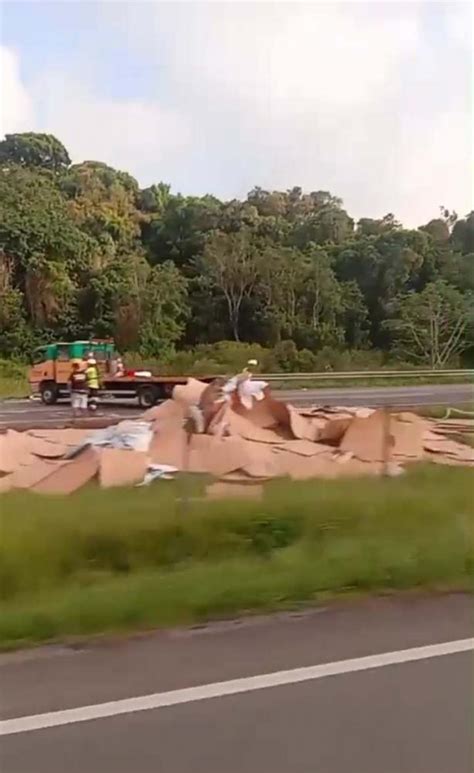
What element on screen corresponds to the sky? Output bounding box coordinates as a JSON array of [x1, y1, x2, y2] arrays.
[[0, 1, 472, 226]]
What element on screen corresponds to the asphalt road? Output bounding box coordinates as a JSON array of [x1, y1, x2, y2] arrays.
[[0, 383, 472, 429], [1, 594, 472, 773]]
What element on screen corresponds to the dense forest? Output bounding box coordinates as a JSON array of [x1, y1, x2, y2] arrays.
[[0, 132, 473, 371]]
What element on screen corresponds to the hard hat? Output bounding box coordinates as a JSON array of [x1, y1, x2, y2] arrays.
[[87, 357, 97, 365], [247, 359, 258, 367]]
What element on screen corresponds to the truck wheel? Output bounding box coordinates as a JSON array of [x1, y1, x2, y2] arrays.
[[40, 381, 58, 405], [138, 386, 158, 409]]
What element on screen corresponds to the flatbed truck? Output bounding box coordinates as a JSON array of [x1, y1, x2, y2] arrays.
[[28, 340, 214, 408]]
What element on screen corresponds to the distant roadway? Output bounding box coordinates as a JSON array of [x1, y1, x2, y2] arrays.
[[1, 594, 472, 772], [0, 383, 472, 429]]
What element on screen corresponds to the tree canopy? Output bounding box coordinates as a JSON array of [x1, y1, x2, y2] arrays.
[[0, 132, 473, 366]]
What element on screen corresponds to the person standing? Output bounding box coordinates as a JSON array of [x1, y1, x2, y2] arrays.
[[69, 362, 88, 418], [85, 357, 100, 412]]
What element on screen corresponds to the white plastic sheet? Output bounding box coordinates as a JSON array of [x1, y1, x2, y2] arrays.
[[137, 464, 178, 486], [221, 376, 268, 410], [66, 420, 153, 458]]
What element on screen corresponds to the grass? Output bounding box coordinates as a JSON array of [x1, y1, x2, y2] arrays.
[[0, 355, 472, 399], [0, 376, 29, 399], [0, 465, 472, 650], [0, 360, 29, 399], [275, 375, 473, 391]]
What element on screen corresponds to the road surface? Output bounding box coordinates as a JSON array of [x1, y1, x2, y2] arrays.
[[0, 383, 472, 429], [1, 594, 472, 772]]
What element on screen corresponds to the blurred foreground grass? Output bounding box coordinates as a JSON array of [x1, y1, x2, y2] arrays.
[[0, 465, 472, 649]]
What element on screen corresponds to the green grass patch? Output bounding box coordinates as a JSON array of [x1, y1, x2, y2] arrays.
[[275, 375, 474, 391], [0, 359, 29, 399], [0, 465, 472, 649]]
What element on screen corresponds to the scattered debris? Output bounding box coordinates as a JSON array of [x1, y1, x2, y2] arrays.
[[0, 376, 473, 496], [137, 464, 178, 487]]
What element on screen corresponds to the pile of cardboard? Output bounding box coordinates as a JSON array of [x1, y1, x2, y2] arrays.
[[0, 378, 472, 497]]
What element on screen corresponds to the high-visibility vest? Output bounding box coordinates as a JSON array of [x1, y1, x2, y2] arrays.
[[85, 366, 99, 390]]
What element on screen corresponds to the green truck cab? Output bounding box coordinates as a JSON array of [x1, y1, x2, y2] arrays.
[[29, 339, 117, 404]]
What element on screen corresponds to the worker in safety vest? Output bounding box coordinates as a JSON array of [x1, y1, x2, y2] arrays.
[[85, 357, 100, 412]]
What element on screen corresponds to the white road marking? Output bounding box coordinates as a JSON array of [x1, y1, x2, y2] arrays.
[[1, 638, 472, 737]]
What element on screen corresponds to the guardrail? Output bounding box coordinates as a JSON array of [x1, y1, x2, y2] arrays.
[[259, 369, 474, 382]]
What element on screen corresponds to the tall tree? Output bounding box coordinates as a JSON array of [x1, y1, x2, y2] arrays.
[[385, 280, 474, 368], [137, 261, 189, 357], [451, 212, 474, 255], [0, 165, 95, 329], [198, 229, 261, 340], [61, 161, 142, 249]]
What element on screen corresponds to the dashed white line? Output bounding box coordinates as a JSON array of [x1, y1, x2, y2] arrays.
[[1, 638, 472, 737]]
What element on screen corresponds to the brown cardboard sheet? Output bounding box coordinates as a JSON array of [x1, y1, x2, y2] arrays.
[[141, 399, 186, 423], [318, 416, 352, 443], [9, 459, 67, 490], [242, 444, 280, 478], [390, 416, 424, 459], [274, 439, 332, 457], [172, 378, 208, 406], [339, 410, 390, 462], [424, 451, 474, 467], [188, 435, 248, 476], [287, 406, 320, 441], [149, 426, 188, 469], [99, 449, 149, 488], [0, 430, 36, 473], [423, 438, 474, 462], [231, 393, 290, 429], [26, 428, 94, 446], [31, 448, 99, 494], [270, 450, 336, 480], [211, 407, 286, 444]]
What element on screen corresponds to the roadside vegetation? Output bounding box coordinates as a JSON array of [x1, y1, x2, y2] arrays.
[[0, 359, 29, 399], [0, 347, 472, 401], [1, 133, 473, 371], [0, 465, 472, 650]]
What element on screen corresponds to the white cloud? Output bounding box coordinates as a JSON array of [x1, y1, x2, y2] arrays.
[[103, 1, 472, 224], [2, 2, 472, 225], [165, 4, 419, 111], [0, 46, 34, 136], [30, 73, 191, 179]]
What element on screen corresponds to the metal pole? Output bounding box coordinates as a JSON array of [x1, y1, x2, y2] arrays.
[[382, 405, 393, 476]]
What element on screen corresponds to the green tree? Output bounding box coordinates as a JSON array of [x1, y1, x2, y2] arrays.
[[258, 246, 307, 339], [419, 218, 450, 243], [451, 212, 474, 255], [0, 133, 71, 171], [198, 229, 262, 341], [141, 193, 222, 267], [0, 253, 33, 356], [137, 261, 189, 357], [0, 165, 95, 329], [335, 229, 428, 348], [339, 280, 369, 348], [357, 214, 401, 236], [61, 161, 142, 248], [386, 280, 474, 367]]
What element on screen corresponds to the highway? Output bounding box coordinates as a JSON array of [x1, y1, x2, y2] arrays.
[[1, 594, 472, 772], [0, 383, 472, 429]]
